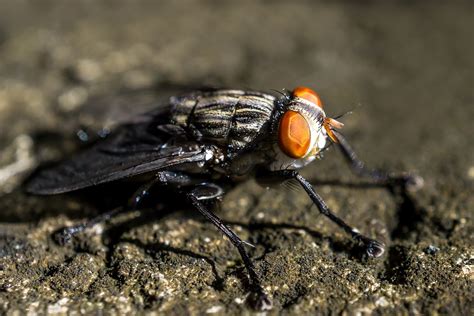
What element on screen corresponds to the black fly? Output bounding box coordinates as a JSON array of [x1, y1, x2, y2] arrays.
[[26, 86, 418, 310]]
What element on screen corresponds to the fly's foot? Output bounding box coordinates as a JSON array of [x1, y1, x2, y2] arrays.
[[53, 227, 74, 245], [364, 238, 385, 258], [403, 173, 424, 192], [52, 225, 85, 246], [391, 172, 424, 192], [247, 290, 273, 311], [353, 234, 385, 258]]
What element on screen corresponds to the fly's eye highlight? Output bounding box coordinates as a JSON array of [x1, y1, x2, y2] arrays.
[[278, 110, 311, 159], [292, 86, 323, 108]]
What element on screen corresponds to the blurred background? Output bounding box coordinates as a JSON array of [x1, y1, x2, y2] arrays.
[[0, 1, 472, 314]]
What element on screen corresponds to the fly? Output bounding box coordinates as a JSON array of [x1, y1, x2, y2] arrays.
[[26, 86, 419, 310]]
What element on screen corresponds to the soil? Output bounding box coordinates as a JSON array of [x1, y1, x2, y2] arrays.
[[0, 1, 472, 315]]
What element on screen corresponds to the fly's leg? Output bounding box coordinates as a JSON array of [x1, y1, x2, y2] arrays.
[[187, 183, 273, 311], [268, 170, 385, 258], [54, 206, 125, 245], [333, 130, 423, 189], [54, 171, 192, 245]]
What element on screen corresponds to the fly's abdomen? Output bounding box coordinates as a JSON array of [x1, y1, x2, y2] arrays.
[[170, 90, 276, 153]]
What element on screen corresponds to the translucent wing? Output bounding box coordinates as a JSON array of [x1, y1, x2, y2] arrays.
[[26, 110, 206, 195]]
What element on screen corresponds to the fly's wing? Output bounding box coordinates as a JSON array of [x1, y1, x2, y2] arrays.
[[26, 111, 206, 195]]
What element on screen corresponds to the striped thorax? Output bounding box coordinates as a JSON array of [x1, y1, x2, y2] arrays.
[[170, 90, 275, 156]]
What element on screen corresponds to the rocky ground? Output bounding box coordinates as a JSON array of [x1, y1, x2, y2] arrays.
[[0, 1, 473, 315]]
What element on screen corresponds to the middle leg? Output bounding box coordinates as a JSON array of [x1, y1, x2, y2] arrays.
[[187, 183, 273, 311]]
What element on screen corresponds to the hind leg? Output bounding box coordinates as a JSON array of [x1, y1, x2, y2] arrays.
[[54, 171, 194, 244]]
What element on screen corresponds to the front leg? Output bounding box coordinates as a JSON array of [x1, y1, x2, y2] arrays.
[[333, 130, 423, 189], [261, 170, 385, 258]]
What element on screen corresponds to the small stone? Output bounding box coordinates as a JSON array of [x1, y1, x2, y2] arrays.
[[205, 305, 223, 314]]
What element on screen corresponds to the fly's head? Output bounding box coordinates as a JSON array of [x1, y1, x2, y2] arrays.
[[273, 86, 344, 170]]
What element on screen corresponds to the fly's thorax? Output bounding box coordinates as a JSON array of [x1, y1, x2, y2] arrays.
[[169, 90, 276, 155]]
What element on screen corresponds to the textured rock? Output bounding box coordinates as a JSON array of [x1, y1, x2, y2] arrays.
[[0, 1, 472, 314]]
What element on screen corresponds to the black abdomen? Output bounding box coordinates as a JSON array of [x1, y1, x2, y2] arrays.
[[170, 90, 276, 154]]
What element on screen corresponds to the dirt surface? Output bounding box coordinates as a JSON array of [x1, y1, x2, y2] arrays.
[[0, 1, 473, 315]]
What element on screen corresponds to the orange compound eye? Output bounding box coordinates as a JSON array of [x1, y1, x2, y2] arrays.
[[292, 86, 323, 108], [278, 110, 311, 159]]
